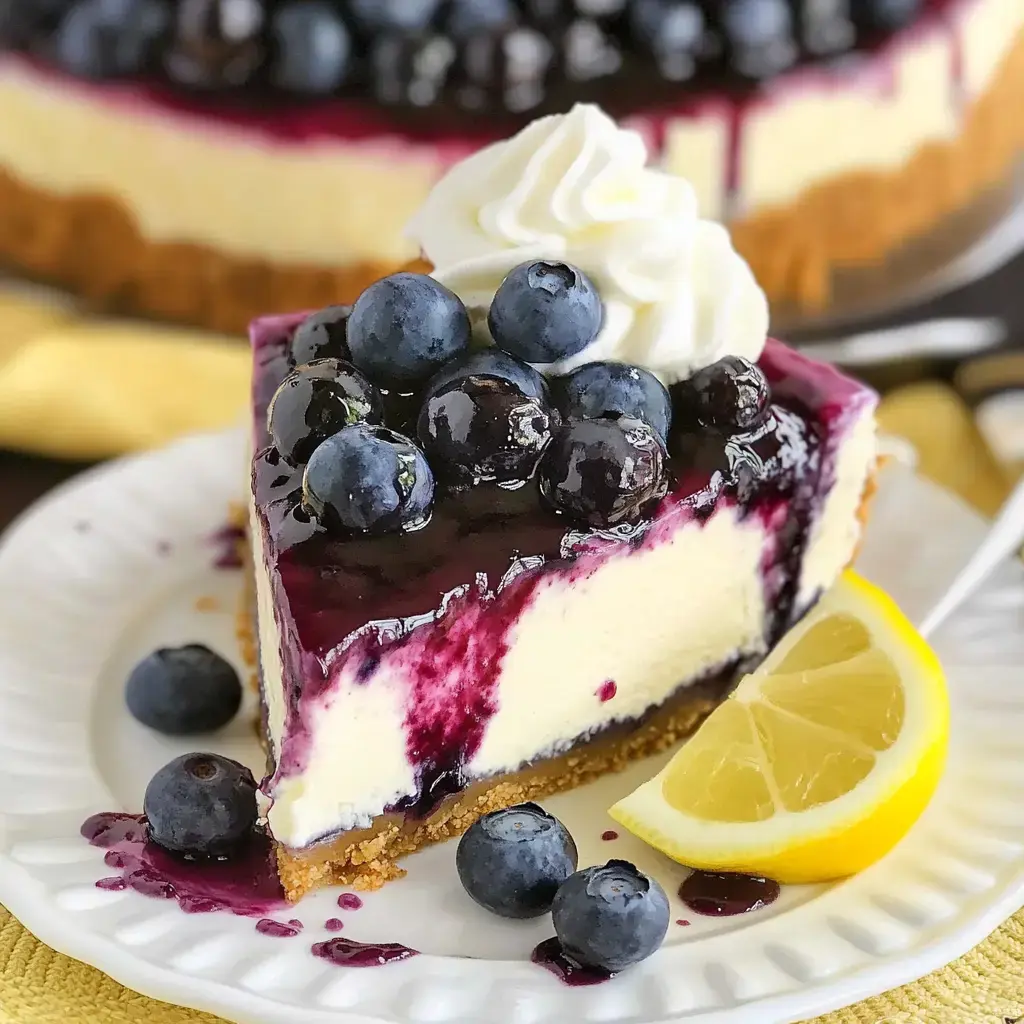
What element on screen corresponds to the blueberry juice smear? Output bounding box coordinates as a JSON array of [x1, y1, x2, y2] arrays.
[[81, 813, 287, 916], [531, 938, 614, 986], [312, 937, 419, 968], [678, 870, 782, 917]]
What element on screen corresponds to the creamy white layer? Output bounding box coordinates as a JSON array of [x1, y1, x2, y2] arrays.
[[0, 0, 1018, 264], [255, 402, 876, 850]]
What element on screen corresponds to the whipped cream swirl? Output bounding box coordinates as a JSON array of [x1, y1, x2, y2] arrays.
[[406, 104, 769, 385]]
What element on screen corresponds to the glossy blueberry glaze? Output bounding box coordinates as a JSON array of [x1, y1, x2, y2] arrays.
[[311, 937, 418, 967], [531, 937, 614, 986], [679, 870, 782, 916], [249, 313, 876, 828]]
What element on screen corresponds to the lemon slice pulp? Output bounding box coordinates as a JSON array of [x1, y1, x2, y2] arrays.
[[609, 571, 949, 884]]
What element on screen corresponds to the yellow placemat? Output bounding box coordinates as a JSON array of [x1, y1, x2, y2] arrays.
[[0, 287, 1023, 1023]]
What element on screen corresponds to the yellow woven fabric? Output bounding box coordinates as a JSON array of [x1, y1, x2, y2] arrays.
[[0, 288, 1022, 1022]]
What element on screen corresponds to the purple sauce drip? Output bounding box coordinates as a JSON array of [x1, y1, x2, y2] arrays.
[[256, 918, 303, 937], [336, 893, 363, 910], [324, 918, 344, 932], [676, 919, 691, 927], [679, 871, 782, 917], [600, 830, 618, 842], [531, 938, 614, 986], [210, 523, 245, 569], [81, 813, 288, 917], [249, 317, 877, 822], [597, 680, 617, 702], [311, 937, 418, 968]]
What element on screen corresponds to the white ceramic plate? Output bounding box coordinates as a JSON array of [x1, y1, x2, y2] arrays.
[[1, 430, 1023, 1024]]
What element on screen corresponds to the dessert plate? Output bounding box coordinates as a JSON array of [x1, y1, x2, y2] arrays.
[[1, 430, 1023, 1024]]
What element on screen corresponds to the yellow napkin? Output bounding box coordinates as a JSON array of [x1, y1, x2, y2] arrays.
[[0, 286, 249, 460], [1, 285, 1023, 1022]]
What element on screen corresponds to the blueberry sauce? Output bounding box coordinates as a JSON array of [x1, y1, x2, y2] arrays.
[[531, 938, 614, 986], [324, 918, 345, 932], [678, 871, 782, 917], [311, 937, 418, 968], [597, 680, 617, 703], [210, 522, 246, 569], [337, 893, 363, 910], [256, 918, 303, 937], [81, 813, 288, 916], [601, 830, 619, 842], [676, 919, 691, 927], [249, 316, 877, 824]]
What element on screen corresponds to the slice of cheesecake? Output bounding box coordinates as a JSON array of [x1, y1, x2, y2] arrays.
[[248, 313, 877, 900]]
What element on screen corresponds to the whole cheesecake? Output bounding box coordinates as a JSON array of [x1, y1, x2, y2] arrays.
[[0, 0, 1021, 333], [246, 106, 879, 899]]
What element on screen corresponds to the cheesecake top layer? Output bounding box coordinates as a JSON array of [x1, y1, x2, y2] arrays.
[[0, 0, 940, 131]]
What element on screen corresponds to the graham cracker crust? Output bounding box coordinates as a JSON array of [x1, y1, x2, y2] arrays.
[[1, 31, 1021, 332]]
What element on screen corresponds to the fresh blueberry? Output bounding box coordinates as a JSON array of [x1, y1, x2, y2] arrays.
[[51, 0, 169, 78], [557, 362, 672, 444], [551, 860, 670, 973], [289, 305, 351, 366], [271, 1, 350, 94], [126, 645, 242, 735], [425, 348, 548, 402], [488, 261, 602, 365], [456, 803, 578, 919], [800, 0, 855, 55], [457, 25, 553, 114], [346, 273, 471, 387], [854, 0, 921, 32], [164, 0, 264, 89], [721, 0, 796, 79], [445, 0, 516, 37], [630, 0, 706, 81], [268, 358, 383, 464], [303, 423, 434, 534], [418, 375, 554, 485], [370, 30, 457, 107], [144, 753, 258, 858], [538, 417, 667, 528], [348, 0, 441, 33], [685, 355, 770, 433]]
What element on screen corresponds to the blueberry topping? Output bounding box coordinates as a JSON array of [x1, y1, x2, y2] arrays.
[[425, 348, 548, 402], [722, 0, 796, 79], [458, 25, 554, 113], [270, 1, 350, 95], [348, 0, 442, 33], [456, 803, 578, 919], [267, 358, 383, 464], [164, 0, 264, 89], [552, 860, 669, 973], [303, 423, 434, 534], [144, 753, 258, 859], [126, 645, 242, 735], [289, 305, 351, 366], [445, 0, 516, 38], [418, 375, 555, 485], [347, 273, 472, 387], [51, 0, 169, 78], [686, 355, 771, 433], [488, 261, 602, 365], [538, 417, 666, 528], [557, 361, 672, 443], [629, 0, 706, 81], [854, 0, 921, 32], [253, 445, 298, 505], [371, 30, 457, 107]]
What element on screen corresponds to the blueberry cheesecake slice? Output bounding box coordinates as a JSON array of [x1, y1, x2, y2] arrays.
[[247, 108, 878, 901]]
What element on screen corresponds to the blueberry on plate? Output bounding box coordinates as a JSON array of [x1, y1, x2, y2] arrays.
[[557, 361, 672, 444], [347, 272, 472, 387], [289, 305, 351, 366], [268, 358, 383, 464], [457, 803, 578, 918], [685, 355, 770, 434], [488, 261, 603, 365], [144, 753, 258, 858], [126, 644, 242, 735], [538, 417, 667, 528], [271, 1, 351, 95], [303, 423, 434, 534], [552, 860, 670, 973], [418, 375, 555, 485], [425, 348, 547, 402]]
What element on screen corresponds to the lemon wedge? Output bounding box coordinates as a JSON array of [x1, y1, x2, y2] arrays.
[[609, 571, 949, 884]]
